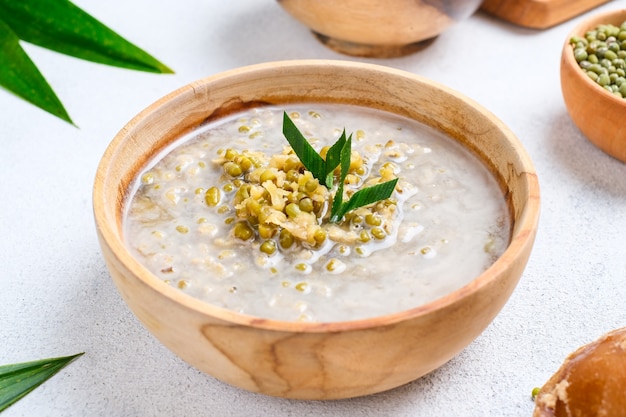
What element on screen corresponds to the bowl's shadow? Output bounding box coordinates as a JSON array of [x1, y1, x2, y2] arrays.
[[546, 109, 626, 200]]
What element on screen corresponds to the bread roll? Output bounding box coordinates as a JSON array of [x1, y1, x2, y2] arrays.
[[533, 327, 626, 417]]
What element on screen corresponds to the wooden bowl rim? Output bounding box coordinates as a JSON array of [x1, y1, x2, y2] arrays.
[[94, 59, 540, 333], [561, 8, 626, 108]]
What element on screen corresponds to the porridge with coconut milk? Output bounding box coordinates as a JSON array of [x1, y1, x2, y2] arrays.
[[123, 104, 510, 322]]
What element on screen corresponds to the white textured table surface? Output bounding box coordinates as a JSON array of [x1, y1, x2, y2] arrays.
[[2, 1, 626, 416]]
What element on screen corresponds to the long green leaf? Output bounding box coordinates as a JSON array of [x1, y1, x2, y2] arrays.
[[0, 0, 173, 74], [330, 134, 353, 222], [0, 352, 84, 412], [323, 130, 347, 189], [332, 178, 399, 222], [0, 19, 73, 124], [282, 112, 327, 185]]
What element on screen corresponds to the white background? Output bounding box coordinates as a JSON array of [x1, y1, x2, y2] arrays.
[[1, 1, 625, 416]]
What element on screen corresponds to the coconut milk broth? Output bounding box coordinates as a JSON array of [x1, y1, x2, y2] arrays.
[[123, 104, 510, 322]]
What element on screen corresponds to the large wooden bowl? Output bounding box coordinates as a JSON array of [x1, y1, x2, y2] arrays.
[[560, 9, 626, 163], [276, 0, 482, 58], [93, 60, 540, 400]]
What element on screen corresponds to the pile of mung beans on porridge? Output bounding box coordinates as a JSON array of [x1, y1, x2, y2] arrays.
[[124, 104, 510, 322]]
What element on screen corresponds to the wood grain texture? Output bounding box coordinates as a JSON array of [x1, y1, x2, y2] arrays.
[[93, 60, 540, 399], [560, 9, 626, 162], [481, 0, 610, 29]]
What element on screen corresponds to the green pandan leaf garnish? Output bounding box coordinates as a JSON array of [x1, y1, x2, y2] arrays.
[[282, 112, 398, 223]]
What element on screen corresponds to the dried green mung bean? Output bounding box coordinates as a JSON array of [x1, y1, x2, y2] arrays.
[[571, 19, 626, 99], [610, 42, 621, 53], [588, 63, 603, 74], [598, 73, 611, 86], [574, 49, 588, 62]]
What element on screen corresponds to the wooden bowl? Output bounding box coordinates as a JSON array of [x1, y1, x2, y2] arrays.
[[276, 0, 482, 58], [93, 60, 540, 400], [560, 9, 626, 162]]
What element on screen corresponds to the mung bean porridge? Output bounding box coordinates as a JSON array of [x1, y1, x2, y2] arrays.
[[123, 104, 510, 322]]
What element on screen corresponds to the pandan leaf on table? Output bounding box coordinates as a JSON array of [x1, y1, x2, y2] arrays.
[[0, 0, 173, 124], [0, 352, 84, 412]]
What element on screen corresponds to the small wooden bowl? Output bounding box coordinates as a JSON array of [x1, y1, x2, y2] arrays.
[[560, 9, 626, 162], [276, 0, 482, 58], [93, 60, 540, 400]]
